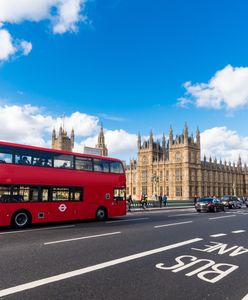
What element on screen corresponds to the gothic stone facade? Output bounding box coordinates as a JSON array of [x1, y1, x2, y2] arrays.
[[126, 125, 248, 200], [52, 124, 108, 156], [52, 127, 75, 152]]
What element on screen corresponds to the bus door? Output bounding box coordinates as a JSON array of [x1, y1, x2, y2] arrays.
[[112, 188, 126, 214], [48, 187, 83, 222]]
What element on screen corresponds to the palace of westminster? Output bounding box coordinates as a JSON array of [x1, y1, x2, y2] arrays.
[[51, 124, 248, 200]]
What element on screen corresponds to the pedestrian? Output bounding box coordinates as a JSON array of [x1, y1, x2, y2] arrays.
[[159, 195, 162, 208], [140, 195, 145, 209], [162, 194, 167, 207], [193, 194, 198, 206], [127, 195, 133, 212]]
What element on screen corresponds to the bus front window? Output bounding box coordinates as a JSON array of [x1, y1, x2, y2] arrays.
[[114, 188, 126, 201]]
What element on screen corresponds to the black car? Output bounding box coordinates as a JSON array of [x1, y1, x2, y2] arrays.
[[220, 195, 238, 209], [195, 197, 225, 212]]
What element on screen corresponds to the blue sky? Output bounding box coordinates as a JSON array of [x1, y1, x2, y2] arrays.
[[1, 0, 248, 162]]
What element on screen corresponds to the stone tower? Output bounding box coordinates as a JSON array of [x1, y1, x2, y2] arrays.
[[126, 124, 203, 200], [96, 124, 108, 156], [52, 126, 74, 152]]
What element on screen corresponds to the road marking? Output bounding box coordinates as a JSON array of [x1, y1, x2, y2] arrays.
[[210, 233, 227, 237], [0, 237, 202, 298], [169, 213, 198, 217], [105, 217, 149, 223], [44, 231, 121, 245], [242, 293, 248, 300], [232, 230, 246, 234], [154, 221, 193, 228], [0, 225, 75, 235], [209, 215, 236, 220]]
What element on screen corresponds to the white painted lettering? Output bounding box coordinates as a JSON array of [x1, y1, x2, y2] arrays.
[[192, 241, 248, 257], [197, 263, 239, 283], [156, 255, 196, 270], [185, 259, 216, 276], [229, 247, 248, 257], [192, 242, 222, 253]]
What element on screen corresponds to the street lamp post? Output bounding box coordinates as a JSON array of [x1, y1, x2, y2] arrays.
[[151, 174, 159, 196]]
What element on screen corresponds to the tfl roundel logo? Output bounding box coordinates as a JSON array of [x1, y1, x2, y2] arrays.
[[58, 204, 67, 212]]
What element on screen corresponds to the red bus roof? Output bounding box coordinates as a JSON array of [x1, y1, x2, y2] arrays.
[[0, 140, 122, 162]]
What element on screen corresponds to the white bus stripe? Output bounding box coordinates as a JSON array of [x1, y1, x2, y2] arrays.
[[44, 231, 121, 245], [0, 238, 202, 298], [154, 221, 193, 228]]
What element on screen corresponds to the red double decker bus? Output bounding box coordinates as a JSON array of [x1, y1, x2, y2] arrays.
[[0, 141, 126, 228]]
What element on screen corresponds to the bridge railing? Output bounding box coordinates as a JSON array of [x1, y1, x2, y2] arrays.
[[127, 199, 194, 209]]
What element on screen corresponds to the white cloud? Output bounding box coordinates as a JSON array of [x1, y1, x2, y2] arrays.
[[0, 28, 32, 61], [0, 0, 87, 34], [0, 103, 137, 161], [49, 112, 99, 137], [0, 104, 98, 146], [180, 65, 248, 110], [201, 127, 248, 164], [20, 40, 32, 56], [74, 129, 137, 161], [0, 0, 88, 62], [53, 0, 86, 34], [0, 29, 16, 61], [105, 129, 137, 158]]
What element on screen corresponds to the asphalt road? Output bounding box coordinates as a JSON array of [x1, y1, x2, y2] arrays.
[[1, 206, 248, 300]]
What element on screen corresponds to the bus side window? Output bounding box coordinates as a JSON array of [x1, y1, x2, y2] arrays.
[[0, 186, 12, 202], [70, 187, 83, 201], [54, 155, 73, 169], [41, 188, 49, 201], [0, 152, 13, 164], [52, 187, 70, 201], [75, 157, 93, 171], [12, 186, 29, 202], [29, 187, 40, 202], [110, 162, 124, 174], [94, 159, 110, 172], [16, 155, 32, 165]]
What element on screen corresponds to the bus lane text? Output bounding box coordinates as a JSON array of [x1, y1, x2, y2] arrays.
[[155, 241, 248, 283]]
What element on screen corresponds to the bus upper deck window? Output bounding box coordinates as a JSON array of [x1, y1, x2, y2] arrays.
[[54, 155, 73, 169], [0, 146, 13, 164], [110, 162, 124, 174], [75, 157, 93, 171], [94, 159, 110, 172]]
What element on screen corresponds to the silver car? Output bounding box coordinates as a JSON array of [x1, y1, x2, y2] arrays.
[[220, 196, 238, 209]]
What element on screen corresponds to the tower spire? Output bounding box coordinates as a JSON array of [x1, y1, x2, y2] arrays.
[[96, 124, 108, 156], [183, 122, 188, 144], [149, 129, 153, 149], [169, 125, 173, 145], [137, 132, 141, 149]]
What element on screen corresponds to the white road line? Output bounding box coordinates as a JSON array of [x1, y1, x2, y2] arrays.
[[168, 213, 198, 217], [209, 215, 236, 220], [232, 230, 246, 234], [44, 231, 121, 245], [0, 225, 75, 235], [154, 221, 193, 228], [0, 237, 202, 298], [210, 233, 227, 237], [242, 293, 248, 300], [105, 217, 149, 224]]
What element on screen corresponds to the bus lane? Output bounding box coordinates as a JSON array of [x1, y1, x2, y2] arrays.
[[155, 232, 248, 299]]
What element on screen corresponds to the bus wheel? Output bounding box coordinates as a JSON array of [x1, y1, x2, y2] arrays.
[[12, 210, 31, 228], [96, 207, 107, 221]]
